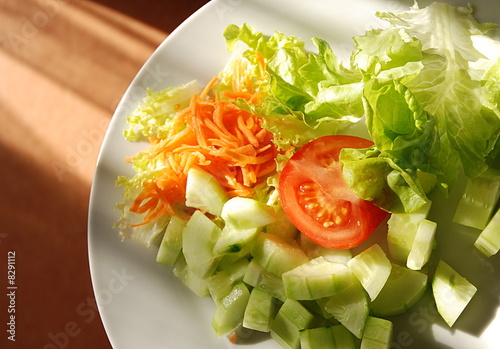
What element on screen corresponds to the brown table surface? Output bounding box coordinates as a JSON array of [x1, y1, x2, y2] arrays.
[[0, 1, 210, 347]]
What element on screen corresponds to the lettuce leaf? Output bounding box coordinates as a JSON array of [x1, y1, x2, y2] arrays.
[[123, 80, 201, 141], [113, 160, 170, 246], [222, 24, 365, 150], [342, 2, 500, 213]]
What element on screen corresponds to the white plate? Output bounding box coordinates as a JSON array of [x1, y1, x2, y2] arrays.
[[88, 0, 500, 348]]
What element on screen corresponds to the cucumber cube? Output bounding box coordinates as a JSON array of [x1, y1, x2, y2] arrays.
[[270, 299, 319, 349], [475, 208, 500, 257], [370, 264, 428, 317], [331, 325, 356, 348], [347, 244, 392, 301], [207, 258, 249, 303], [323, 277, 369, 339], [252, 233, 309, 277], [432, 260, 477, 327], [452, 169, 500, 230], [182, 210, 221, 278], [283, 257, 354, 300], [213, 225, 260, 257], [212, 282, 250, 337], [185, 167, 228, 216], [360, 316, 393, 349], [243, 259, 286, 301], [222, 197, 276, 229], [299, 325, 356, 349], [217, 243, 252, 270], [407, 219, 437, 270], [299, 234, 352, 264], [387, 202, 432, 263], [299, 326, 336, 349], [243, 288, 279, 332], [156, 215, 186, 267], [173, 254, 209, 297]]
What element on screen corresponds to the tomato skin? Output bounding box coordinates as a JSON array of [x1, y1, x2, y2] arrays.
[[278, 135, 388, 250]]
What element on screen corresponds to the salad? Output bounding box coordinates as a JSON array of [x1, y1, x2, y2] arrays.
[[113, 2, 500, 348]]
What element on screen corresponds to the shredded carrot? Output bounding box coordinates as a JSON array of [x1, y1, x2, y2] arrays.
[[129, 74, 280, 226]]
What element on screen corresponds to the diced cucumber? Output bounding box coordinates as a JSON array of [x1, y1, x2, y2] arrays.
[[407, 219, 437, 270], [300, 324, 356, 349], [323, 276, 369, 339], [243, 259, 286, 301], [213, 225, 260, 257], [474, 207, 500, 257], [452, 168, 500, 230], [299, 326, 336, 349], [182, 210, 221, 278], [315, 298, 338, 321], [243, 288, 279, 332], [432, 260, 477, 327], [266, 205, 299, 240], [360, 316, 393, 349], [217, 244, 252, 270], [300, 300, 337, 324], [283, 257, 354, 300], [299, 234, 352, 264], [185, 167, 228, 216], [251, 233, 309, 277], [387, 202, 432, 263], [369, 263, 428, 317], [270, 299, 320, 349], [347, 244, 392, 301], [207, 258, 249, 303], [212, 282, 250, 337], [173, 254, 209, 297], [156, 215, 186, 267], [221, 197, 276, 229], [331, 325, 356, 348]]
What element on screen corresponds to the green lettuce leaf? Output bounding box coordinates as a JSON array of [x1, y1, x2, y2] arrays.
[[123, 80, 201, 141], [222, 24, 365, 150], [342, 2, 500, 213]]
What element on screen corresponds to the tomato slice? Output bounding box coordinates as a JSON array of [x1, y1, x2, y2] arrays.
[[278, 135, 388, 249]]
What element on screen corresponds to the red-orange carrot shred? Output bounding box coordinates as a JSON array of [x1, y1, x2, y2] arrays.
[[129, 75, 280, 226]]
